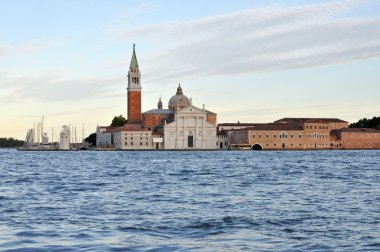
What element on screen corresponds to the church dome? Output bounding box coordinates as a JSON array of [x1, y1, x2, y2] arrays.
[[168, 84, 190, 111]]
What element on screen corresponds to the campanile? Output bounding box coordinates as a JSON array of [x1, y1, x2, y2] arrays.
[[127, 44, 142, 124]]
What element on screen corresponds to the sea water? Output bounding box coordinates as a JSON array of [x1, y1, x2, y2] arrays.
[[0, 149, 379, 251]]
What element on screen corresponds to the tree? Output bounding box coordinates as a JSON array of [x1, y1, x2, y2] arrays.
[[0, 137, 24, 148], [349, 116, 380, 129], [84, 133, 96, 146], [111, 115, 127, 127]]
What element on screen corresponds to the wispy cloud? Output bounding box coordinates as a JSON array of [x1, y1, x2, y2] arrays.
[[0, 39, 60, 58], [0, 74, 123, 102], [118, 0, 380, 82], [104, 1, 154, 35]]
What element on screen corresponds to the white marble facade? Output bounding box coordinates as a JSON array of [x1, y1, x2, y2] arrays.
[[163, 105, 217, 149]]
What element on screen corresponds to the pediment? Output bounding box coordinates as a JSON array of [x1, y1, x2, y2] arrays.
[[176, 105, 206, 115]]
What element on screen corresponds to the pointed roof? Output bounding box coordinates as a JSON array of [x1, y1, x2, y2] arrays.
[[130, 44, 139, 68], [157, 97, 163, 109]]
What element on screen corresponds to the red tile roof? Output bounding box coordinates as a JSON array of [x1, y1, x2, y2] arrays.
[[275, 118, 348, 123], [243, 123, 303, 131], [333, 128, 380, 134], [218, 123, 265, 127]]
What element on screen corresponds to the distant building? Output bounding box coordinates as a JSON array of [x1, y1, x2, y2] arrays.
[[331, 128, 380, 149], [60, 125, 70, 150], [96, 45, 217, 150], [112, 127, 154, 150], [95, 45, 380, 151], [224, 118, 380, 150], [163, 104, 217, 149]]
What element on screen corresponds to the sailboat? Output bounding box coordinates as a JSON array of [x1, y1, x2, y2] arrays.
[[17, 116, 59, 151]]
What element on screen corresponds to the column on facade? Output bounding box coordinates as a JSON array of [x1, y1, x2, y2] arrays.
[[202, 116, 205, 148], [195, 116, 198, 148], [183, 116, 186, 148], [175, 113, 178, 149]]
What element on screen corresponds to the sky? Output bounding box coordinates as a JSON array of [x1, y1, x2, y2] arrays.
[[1, 0, 380, 140]]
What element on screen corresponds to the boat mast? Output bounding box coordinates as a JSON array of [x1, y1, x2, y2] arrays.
[[33, 122, 36, 145], [41, 115, 44, 141]]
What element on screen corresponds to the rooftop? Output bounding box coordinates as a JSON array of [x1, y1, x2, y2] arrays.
[[109, 126, 151, 133], [333, 128, 380, 134], [142, 109, 174, 115], [218, 123, 266, 127], [244, 123, 304, 131], [275, 118, 348, 123]]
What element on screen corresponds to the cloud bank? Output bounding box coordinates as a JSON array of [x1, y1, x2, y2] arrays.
[[119, 1, 380, 82], [0, 39, 59, 58], [0, 74, 123, 102]]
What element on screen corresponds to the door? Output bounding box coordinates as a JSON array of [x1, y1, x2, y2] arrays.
[[188, 135, 193, 148]]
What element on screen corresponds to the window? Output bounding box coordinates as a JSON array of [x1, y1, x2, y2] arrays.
[[131, 137, 133, 140], [125, 142, 127, 145], [319, 126, 321, 129], [140, 137, 142, 140], [274, 143, 277, 146], [299, 134, 302, 139], [274, 134, 277, 138], [315, 126, 317, 129], [266, 133, 269, 139], [258, 134, 262, 139], [291, 134, 294, 139], [131, 142, 133, 146], [253, 134, 256, 138], [140, 142, 142, 146]]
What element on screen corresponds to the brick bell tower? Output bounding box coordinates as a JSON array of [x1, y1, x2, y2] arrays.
[[127, 44, 142, 124]]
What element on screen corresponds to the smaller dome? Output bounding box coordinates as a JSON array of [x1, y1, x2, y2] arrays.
[[168, 84, 190, 111]]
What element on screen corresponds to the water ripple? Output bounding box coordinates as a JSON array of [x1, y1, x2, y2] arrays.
[[0, 149, 379, 251]]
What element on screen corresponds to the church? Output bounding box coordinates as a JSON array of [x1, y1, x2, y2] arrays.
[[96, 45, 217, 150]]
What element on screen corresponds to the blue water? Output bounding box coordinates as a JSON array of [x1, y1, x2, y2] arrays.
[[0, 149, 379, 251]]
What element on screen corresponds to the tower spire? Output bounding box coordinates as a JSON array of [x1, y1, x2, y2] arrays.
[[130, 43, 139, 68]]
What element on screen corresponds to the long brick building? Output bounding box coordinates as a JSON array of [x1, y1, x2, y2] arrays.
[[221, 118, 380, 150]]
